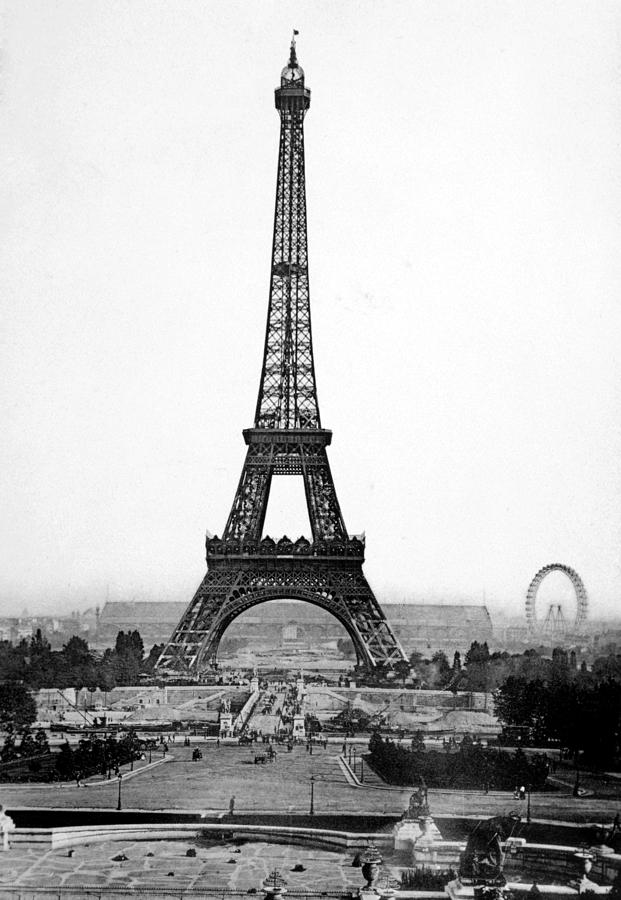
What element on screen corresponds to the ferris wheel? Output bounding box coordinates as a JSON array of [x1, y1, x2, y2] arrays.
[[525, 563, 588, 636]]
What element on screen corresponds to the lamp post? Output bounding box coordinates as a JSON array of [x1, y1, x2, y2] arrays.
[[360, 758, 364, 783], [310, 775, 315, 816], [116, 773, 123, 811], [527, 784, 532, 823]]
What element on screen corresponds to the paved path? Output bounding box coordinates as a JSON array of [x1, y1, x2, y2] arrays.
[[247, 691, 285, 737]]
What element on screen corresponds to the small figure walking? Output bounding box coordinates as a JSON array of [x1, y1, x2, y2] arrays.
[[229, 794, 236, 817]]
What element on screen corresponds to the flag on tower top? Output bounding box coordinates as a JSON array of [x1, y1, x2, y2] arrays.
[[293, 29, 299, 35]]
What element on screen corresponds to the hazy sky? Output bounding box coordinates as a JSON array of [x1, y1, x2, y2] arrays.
[[2, 1, 621, 624]]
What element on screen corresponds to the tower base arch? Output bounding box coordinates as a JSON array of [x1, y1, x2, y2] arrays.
[[156, 546, 405, 675]]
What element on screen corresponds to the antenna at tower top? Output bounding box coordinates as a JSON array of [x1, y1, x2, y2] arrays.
[[290, 29, 299, 64]]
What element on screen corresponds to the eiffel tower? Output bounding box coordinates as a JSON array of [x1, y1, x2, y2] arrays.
[[156, 37, 406, 675]]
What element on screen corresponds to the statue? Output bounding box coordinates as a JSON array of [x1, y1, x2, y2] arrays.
[[460, 814, 521, 883], [405, 778, 429, 819], [0, 805, 15, 852]]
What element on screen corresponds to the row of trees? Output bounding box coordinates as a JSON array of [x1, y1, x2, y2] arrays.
[[0, 629, 163, 691], [367, 731, 550, 791], [1, 726, 50, 762], [55, 732, 143, 781], [494, 675, 621, 765], [405, 642, 621, 694], [361, 642, 507, 691]]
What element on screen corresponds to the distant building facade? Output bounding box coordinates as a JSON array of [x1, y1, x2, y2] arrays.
[[93, 599, 494, 657]]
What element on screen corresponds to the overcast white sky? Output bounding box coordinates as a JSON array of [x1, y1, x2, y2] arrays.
[[2, 1, 621, 624]]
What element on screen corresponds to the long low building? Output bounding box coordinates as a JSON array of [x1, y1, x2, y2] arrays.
[[94, 599, 493, 658]]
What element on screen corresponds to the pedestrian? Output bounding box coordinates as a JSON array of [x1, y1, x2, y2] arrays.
[[216, 738, 220, 749], [229, 795, 235, 817]]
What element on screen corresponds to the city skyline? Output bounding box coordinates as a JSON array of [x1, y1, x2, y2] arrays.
[[2, 2, 620, 618]]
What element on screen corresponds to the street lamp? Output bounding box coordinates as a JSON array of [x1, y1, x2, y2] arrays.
[[360, 758, 364, 783], [309, 775, 315, 816], [117, 773, 123, 811], [526, 784, 532, 823]]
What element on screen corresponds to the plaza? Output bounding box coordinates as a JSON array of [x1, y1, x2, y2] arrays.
[[0, 839, 364, 896], [3, 741, 621, 824]]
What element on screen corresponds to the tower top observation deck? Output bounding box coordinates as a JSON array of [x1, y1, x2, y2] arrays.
[[275, 33, 310, 112]]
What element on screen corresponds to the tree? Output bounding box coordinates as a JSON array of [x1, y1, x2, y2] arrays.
[[56, 741, 77, 781], [27, 629, 55, 687], [129, 630, 144, 659], [62, 636, 92, 667], [1, 732, 17, 762], [494, 676, 548, 736], [142, 643, 165, 673], [462, 641, 491, 692], [395, 660, 412, 686], [337, 638, 355, 659], [465, 641, 490, 667], [112, 630, 144, 684], [18, 727, 37, 758], [0, 682, 37, 731], [430, 651, 452, 688], [34, 728, 50, 755], [115, 630, 144, 660]]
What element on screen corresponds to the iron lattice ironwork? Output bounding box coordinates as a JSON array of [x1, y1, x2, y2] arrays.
[[156, 39, 405, 675]]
